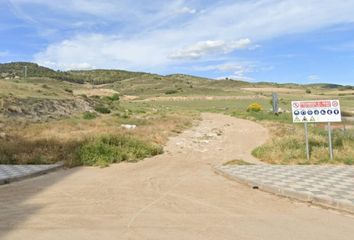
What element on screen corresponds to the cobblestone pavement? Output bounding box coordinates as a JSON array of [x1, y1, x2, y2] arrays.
[[0, 163, 63, 185], [217, 165, 354, 213]]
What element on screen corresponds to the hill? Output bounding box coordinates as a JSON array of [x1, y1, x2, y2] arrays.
[[0, 62, 149, 85]]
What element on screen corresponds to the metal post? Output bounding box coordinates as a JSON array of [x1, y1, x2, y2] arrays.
[[328, 122, 333, 160], [272, 92, 279, 114], [304, 122, 310, 161], [24, 66, 28, 79]]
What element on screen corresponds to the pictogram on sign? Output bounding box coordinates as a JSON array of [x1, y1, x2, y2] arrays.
[[291, 100, 341, 123]]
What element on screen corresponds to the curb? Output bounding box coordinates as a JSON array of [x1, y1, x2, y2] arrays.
[[0, 162, 64, 185], [214, 166, 354, 215]]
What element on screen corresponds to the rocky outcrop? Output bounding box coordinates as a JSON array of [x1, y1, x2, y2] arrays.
[[0, 97, 94, 121]]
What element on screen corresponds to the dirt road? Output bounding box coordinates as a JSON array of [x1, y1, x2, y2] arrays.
[[0, 113, 353, 239]]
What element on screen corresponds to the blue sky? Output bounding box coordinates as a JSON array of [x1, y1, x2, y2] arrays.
[[1, 0, 354, 85]]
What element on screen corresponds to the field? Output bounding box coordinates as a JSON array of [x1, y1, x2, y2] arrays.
[[0, 62, 353, 166]]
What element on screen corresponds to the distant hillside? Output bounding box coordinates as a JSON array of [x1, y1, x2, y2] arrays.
[[68, 69, 148, 84], [0, 62, 56, 78], [0, 62, 150, 85], [0, 62, 352, 90], [306, 83, 353, 89]]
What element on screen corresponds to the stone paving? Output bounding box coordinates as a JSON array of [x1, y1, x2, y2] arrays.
[[0, 162, 63, 185], [217, 165, 354, 213]]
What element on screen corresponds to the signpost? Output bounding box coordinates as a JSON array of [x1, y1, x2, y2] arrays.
[[291, 100, 341, 160], [272, 93, 279, 114]]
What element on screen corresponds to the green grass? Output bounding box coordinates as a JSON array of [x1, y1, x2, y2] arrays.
[[94, 105, 111, 114], [121, 98, 292, 123], [82, 111, 97, 120], [0, 137, 79, 165], [76, 135, 163, 167], [1, 62, 353, 167], [252, 123, 354, 165], [0, 134, 163, 167]]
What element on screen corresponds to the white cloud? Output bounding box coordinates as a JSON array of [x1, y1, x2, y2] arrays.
[[19, 0, 354, 70], [196, 62, 253, 73], [323, 41, 354, 52], [216, 74, 254, 81], [176, 7, 197, 14], [169, 39, 251, 59], [0, 51, 10, 57], [196, 62, 255, 81], [34, 34, 172, 71], [307, 75, 320, 81]]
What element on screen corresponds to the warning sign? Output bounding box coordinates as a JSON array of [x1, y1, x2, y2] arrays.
[[291, 100, 341, 123]]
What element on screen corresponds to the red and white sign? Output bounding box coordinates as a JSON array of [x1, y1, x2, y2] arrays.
[[291, 100, 341, 123]]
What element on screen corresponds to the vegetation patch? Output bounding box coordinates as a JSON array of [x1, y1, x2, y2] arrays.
[[76, 135, 163, 167], [83, 111, 97, 120], [165, 89, 179, 95], [252, 123, 354, 165], [246, 102, 262, 112], [94, 105, 111, 114], [0, 134, 163, 167]]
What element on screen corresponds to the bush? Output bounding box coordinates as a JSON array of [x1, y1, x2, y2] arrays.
[[94, 106, 111, 114], [110, 93, 120, 101], [64, 88, 73, 93], [165, 89, 178, 95], [0, 134, 163, 167], [306, 89, 312, 94], [246, 103, 262, 112], [0, 136, 79, 165], [76, 135, 163, 167], [83, 111, 97, 120]]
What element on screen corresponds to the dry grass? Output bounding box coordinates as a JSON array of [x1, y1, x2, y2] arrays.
[[252, 122, 354, 165], [73, 88, 119, 97], [15, 113, 195, 144], [0, 111, 196, 166]]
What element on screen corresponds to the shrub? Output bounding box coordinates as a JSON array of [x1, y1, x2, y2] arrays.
[[165, 89, 178, 95], [306, 89, 312, 94], [76, 135, 163, 167], [0, 136, 79, 165], [64, 88, 73, 93], [110, 93, 120, 101], [94, 106, 111, 114], [83, 111, 97, 120], [246, 103, 262, 112]]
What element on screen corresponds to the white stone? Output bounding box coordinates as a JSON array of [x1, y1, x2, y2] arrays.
[[121, 124, 137, 129]]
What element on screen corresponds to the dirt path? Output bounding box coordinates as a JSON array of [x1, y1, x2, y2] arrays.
[[0, 113, 353, 240]]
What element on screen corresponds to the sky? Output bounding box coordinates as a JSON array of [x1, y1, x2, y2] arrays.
[[1, 0, 354, 85]]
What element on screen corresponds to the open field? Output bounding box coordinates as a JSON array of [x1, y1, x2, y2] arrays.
[[0, 62, 353, 166]]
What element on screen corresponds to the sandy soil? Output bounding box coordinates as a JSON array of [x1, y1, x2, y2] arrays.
[[0, 113, 353, 240]]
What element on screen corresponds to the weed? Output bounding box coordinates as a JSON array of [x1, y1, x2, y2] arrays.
[[64, 88, 73, 93], [83, 111, 97, 120], [76, 135, 163, 167], [252, 123, 354, 165], [165, 89, 178, 95], [95, 105, 111, 114]]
